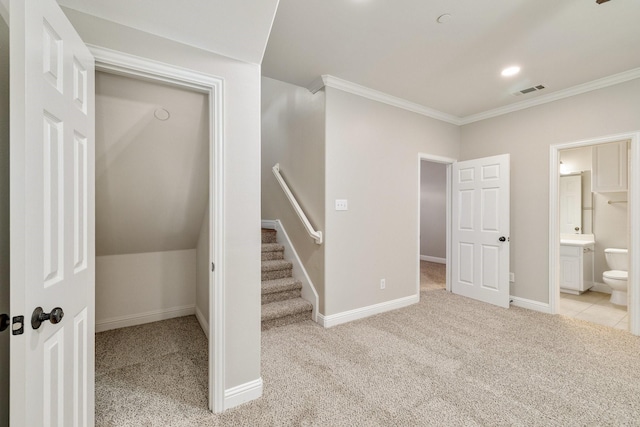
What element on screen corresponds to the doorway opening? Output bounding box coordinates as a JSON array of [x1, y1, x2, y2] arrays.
[[417, 154, 454, 297], [94, 70, 211, 421], [550, 132, 640, 336], [419, 160, 448, 291]]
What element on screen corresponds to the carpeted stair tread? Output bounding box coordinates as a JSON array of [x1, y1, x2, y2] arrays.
[[262, 243, 284, 252], [261, 297, 313, 322], [261, 259, 293, 272], [261, 277, 302, 295]]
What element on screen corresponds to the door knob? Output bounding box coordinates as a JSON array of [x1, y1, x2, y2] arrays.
[[31, 307, 64, 330], [0, 313, 9, 332], [498, 236, 507, 242]]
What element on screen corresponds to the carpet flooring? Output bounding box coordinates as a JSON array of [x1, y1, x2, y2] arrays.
[[96, 288, 640, 426], [420, 260, 446, 291]]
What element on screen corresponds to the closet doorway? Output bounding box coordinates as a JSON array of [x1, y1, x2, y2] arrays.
[[94, 69, 212, 422]]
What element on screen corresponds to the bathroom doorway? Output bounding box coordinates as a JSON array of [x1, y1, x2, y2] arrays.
[[550, 132, 640, 335]]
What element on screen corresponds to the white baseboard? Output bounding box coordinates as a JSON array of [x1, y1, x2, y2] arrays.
[[195, 305, 209, 339], [318, 294, 419, 328], [261, 219, 277, 229], [224, 378, 263, 410], [420, 255, 446, 264], [510, 296, 552, 314], [591, 282, 612, 294], [96, 304, 195, 333]]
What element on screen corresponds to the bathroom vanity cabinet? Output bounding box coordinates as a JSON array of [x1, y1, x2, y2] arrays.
[[560, 241, 594, 294]]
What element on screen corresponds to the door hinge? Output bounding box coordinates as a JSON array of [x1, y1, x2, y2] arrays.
[[12, 315, 24, 335], [211, 262, 215, 272]]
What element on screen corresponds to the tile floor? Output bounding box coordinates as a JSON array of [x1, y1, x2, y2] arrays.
[[559, 290, 628, 330]]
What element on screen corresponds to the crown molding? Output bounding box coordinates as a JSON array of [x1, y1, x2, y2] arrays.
[[307, 74, 461, 125], [306, 68, 640, 127], [460, 67, 640, 125]]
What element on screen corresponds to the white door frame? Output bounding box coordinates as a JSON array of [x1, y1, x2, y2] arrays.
[[89, 46, 227, 412], [417, 153, 456, 296], [549, 132, 640, 336]]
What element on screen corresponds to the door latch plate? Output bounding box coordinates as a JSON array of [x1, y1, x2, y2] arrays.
[[12, 315, 24, 335]]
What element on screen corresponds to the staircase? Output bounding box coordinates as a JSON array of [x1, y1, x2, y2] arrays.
[[261, 228, 313, 330]]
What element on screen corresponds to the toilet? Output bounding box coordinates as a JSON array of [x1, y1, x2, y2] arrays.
[[603, 248, 628, 306]]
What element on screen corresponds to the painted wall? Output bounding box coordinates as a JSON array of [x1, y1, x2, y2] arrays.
[[0, 13, 9, 427], [420, 161, 447, 261], [95, 72, 209, 256], [261, 77, 326, 310], [64, 8, 261, 391], [96, 250, 196, 328], [460, 79, 640, 304], [196, 205, 210, 332], [324, 87, 460, 315]]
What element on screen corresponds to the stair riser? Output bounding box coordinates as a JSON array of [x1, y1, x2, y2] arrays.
[[261, 231, 277, 244], [262, 289, 301, 305], [262, 311, 312, 331], [261, 268, 292, 281], [261, 251, 284, 261]]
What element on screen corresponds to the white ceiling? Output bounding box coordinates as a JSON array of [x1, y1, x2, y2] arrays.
[[57, 0, 280, 64], [96, 72, 209, 256], [58, 0, 640, 121], [263, 0, 640, 119]]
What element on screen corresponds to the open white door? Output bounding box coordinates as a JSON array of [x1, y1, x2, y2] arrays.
[[451, 154, 510, 308], [10, 0, 95, 425]]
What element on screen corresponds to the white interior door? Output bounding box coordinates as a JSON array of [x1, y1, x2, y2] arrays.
[[451, 154, 510, 308], [10, 0, 95, 425], [559, 174, 582, 234]]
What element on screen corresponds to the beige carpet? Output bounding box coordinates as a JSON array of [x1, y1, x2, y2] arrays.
[[421, 260, 446, 291], [96, 290, 640, 426]]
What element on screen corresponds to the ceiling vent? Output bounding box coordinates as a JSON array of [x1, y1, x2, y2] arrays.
[[512, 85, 546, 96]]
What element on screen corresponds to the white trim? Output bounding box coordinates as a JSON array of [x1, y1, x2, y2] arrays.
[[195, 305, 210, 339], [310, 75, 461, 125], [420, 255, 446, 264], [318, 294, 419, 328], [510, 296, 552, 314], [91, 45, 227, 412], [262, 219, 320, 322], [224, 378, 263, 410], [95, 305, 195, 333], [549, 132, 640, 336], [461, 68, 640, 125], [307, 69, 640, 127]]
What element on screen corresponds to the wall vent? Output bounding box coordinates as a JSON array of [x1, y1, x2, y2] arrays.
[[513, 84, 546, 96]]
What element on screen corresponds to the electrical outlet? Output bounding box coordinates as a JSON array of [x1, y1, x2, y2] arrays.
[[335, 199, 348, 211], [509, 272, 515, 283], [380, 278, 386, 289]]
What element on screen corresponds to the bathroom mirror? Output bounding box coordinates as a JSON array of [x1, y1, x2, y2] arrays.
[[560, 173, 582, 234]]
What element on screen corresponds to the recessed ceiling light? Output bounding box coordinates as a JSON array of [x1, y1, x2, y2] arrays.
[[436, 14, 452, 24], [501, 66, 521, 77]]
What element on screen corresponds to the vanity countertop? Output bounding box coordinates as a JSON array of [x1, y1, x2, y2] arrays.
[[560, 233, 595, 247]]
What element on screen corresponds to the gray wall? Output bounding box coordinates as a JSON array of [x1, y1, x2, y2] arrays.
[[261, 77, 326, 311], [460, 79, 640, 303], [324, 87, 459, 315], [420, 161, 447, 260], [0, 13, 9, 427], [64, 8, 261, 390]]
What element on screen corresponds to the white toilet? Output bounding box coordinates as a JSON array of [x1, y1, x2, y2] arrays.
[[603, 248, 628, 306]]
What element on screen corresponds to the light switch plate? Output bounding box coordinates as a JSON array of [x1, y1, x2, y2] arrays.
[[335, 199, 348, 211]]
